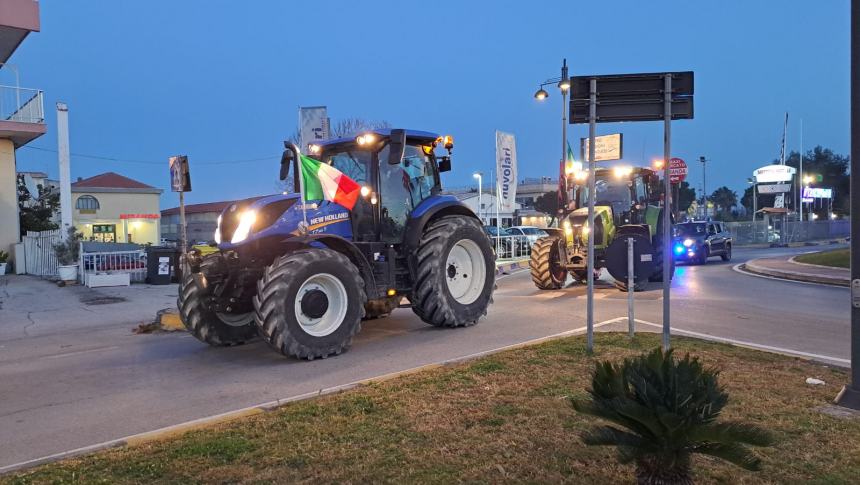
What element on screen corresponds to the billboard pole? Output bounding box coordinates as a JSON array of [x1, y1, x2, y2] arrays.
[[662, 74, 672, 352], [836, 0, 860, 410], [586, 78, 597, 353]]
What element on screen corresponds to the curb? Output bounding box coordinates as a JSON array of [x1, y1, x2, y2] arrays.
[[495, 258, 529, 275], [742, 259, 849, 287]]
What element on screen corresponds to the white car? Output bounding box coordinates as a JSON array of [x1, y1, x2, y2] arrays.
[[508, 226, 549, 245]]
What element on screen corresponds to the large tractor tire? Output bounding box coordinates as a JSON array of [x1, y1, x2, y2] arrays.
[[178, 254, 257, 347], [530, 237, 568, 290], [411, 216, 495, 327], [253, 249, 366, 360], [649, 235, 676, 283], [363, 296, 402, 320]]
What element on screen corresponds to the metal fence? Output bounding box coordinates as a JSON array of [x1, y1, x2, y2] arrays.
[[0, 85, 44, 123], [79, 242, 147, 283], [23, 229, 60, 277], [725, 220, 850, 245], [491, 235, 534, 260]]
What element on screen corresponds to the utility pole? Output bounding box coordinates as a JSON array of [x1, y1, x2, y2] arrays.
[[699, 156, 707, 219], [836, 0, 859, 410]]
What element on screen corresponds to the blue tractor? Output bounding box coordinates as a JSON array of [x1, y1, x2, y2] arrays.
[[179, 129, 495, 359]]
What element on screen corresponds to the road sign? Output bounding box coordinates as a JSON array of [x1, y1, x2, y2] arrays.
[[580, 133, 623, 161], [754, 164, 796, 183], [570, 71, 694, 124], [668, 157, 687, 183], [758, 183, 791, 194]]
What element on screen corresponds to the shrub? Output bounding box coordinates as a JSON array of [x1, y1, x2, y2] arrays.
[[54, 226, 83, 265], [572, 348, 773, 485], [0, 250, 8, 263]]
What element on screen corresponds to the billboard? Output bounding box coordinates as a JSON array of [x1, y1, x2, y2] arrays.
[[299, 106, 329, 152], [579, 133, 623, 162], [802, 187, 833, 199], [495, 131, 518, 213], [757, 183, 791, 194], [753, 164, 796, 183]]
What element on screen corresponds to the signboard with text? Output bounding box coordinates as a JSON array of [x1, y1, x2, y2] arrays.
[[580, 133, 623, 161], [169, 155, 191, 192], [753, 164, 796, 183], [668, 157, 687, 183], [757, 183, 791, 194], [299, 106, 329, 152], [495, 131, 518, 213], [802, 187, 833, 199]]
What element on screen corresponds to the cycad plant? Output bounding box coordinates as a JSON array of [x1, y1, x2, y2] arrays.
[[572, 348, 773, 485]]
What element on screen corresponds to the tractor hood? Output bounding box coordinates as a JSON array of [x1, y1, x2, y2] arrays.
[[216, 193, 307, 248], [566, 206, 616, 248]]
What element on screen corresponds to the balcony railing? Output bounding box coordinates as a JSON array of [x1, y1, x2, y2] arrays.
[[0, 85, 44, 124]]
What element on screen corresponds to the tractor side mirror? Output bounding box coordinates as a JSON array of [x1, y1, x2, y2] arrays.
[[438, 156, 452, 173], [280, 146, 296, 181], [387, 129, 406, 165]]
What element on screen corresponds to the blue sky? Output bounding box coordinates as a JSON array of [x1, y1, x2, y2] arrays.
[[11, 0, 851, 209]]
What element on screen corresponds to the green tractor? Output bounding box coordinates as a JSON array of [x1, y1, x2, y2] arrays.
[[530, 166, 672, 291]]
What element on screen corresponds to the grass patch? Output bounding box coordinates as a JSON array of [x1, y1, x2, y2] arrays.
[[795, 248, 849, 268], [5, 333, 859, 484]]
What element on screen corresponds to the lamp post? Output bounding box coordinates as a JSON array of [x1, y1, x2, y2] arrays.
[[699, 156, 708, 219], [473, 172, 483, 224], [747, 177, 757, 242], [534, 58, 571, 199]]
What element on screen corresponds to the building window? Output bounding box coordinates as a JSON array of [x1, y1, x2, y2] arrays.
[[75, 195, 100, 212]]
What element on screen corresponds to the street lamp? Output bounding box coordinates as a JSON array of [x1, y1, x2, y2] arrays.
[[534, 58, 571, 205], [473, 172, 483, 224], [747, 177, 757, 242], [699, 156, 708, 220]]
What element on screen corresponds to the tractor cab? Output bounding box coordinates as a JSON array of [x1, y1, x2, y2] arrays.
[[571, 167, 659, 229], [281, 129, 454, 244]]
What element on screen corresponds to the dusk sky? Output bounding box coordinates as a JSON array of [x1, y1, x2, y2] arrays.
[[11, 0, 851, 209]]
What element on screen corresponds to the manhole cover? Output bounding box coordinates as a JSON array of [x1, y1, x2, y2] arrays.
[[81, 296, 126, 305]]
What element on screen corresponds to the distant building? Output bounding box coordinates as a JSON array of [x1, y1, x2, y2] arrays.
[[71, 172, 162, 244], [161, 197, 265, 244], [515, 177, 557, 209]]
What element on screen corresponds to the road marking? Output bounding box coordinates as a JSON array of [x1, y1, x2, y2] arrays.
[[42, 346, 120, 360], [732, 263, 849, 288], [632, 318, 850, 366], [0, 316, 622, 475]]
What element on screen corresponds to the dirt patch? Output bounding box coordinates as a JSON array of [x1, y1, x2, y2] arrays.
[[79, 295, 127, 306]]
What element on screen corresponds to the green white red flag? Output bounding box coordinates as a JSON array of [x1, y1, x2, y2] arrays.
[[299, 155, 361, 210]]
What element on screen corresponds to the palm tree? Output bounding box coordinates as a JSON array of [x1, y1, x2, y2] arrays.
[[709, 186, 738, 214], [572, 348, 773, 484]]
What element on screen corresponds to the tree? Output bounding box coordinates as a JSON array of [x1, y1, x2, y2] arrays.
[[533, 190, 559, 226], [710, 186, 737, 214], [17, 175, 59, 236], [676, 181, 696, 213], [330, 117, 391, 138]]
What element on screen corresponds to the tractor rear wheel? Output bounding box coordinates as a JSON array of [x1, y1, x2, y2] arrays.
[[363, 296, 402, 320], [253, 249, 366, 359], [530, 237, 568, 289], [411, 216, 495, 327], [178, 254, 257, 346]]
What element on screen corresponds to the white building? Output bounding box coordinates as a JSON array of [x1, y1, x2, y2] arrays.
[[449, 192, 521, 227]]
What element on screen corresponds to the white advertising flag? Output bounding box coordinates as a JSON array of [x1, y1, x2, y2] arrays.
[[299, 106, 329, 152], [495, 131, 518, 213]]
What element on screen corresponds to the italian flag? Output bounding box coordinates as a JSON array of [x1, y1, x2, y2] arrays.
[[300, 155, 361, 210]]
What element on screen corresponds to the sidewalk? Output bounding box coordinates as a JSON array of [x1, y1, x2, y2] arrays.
[[0, 275, 177, 342], [742, 255, 850, 286]]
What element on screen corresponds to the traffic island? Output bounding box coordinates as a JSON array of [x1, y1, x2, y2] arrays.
[[743, 255, 850, 286], [6, 333, 858, 484]]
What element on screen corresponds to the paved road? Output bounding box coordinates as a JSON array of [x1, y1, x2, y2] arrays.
[[0, 245, 849, 470]]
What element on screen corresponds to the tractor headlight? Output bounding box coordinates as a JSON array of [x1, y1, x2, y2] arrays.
[[563, 220, 573, 236], [214, 214, 222, 244], [683, 238, 694, 247], [231, 210, 257, 244]]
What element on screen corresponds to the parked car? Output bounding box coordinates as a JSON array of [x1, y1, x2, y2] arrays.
[[508, 226, 549, 246], [484, 226, 530, 259], [673, 221, 732, 264]]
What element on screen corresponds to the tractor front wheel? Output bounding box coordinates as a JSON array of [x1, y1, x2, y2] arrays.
[[254, 249, 366, 359], [411, 216, 495, 327], [530, 237, 568, 289], [177, 254, 257, 347]]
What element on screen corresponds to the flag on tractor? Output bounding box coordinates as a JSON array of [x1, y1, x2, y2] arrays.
[[299, 155, 361, 210], [566, 140, 582, 171]]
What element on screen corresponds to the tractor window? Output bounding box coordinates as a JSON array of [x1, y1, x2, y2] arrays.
[[401, 146, 434, 202], [377, 146, 412, 242], [634, 177, 647, 204], [323, 150, 370, 183]]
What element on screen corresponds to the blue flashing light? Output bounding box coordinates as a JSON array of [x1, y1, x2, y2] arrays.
[[674, 244, 684, 255]]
